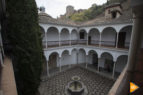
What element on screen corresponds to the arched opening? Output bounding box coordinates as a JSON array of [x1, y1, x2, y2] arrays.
[[49, 52, 59, 69], [88, 50, 98, 69], [40, 26, 46, 48], [79, 29, 87, 45], [99, 52, 114, 74], [46, 52, 59, 74], [115, 55, 128, 77], [61, 50, 70, 66], [71, 49, 78, 64], [88, 28, 100, 46], [71, 29, 78, 45], [61, 28, 70, 46], [47, 27, 59, 47], [118, 25, 132, 48], [101, 27, 117, 47], [78, 49, 86, 64]]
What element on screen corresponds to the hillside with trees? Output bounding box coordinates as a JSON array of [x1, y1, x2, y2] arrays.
[[69, 0, 127, 22]]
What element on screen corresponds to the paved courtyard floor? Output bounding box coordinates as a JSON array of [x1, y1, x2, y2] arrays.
[[39, 66, 115, 95]]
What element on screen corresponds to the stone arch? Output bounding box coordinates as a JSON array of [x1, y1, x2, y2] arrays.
[[47, 27, 59, 47], [78, 48, 86, 64], [115, 55, 128, 75], [61, 49, 70, 56], [48, 52, 59, 69], [99, 52, 114, 72], [118, 25, 132, 48], [88, 50, 98, 67], [88, 28, 100, 45], [61, 50, 70, 66], [60, 28, 70, 46], [101, 27, 117, 47], [71, 29, 78, 45]]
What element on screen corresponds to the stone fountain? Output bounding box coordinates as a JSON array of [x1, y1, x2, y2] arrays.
[[65, 76, 88, 95]]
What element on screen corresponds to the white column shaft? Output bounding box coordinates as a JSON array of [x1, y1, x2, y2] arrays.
[[116, 33, 119, 48], [99, 33, 102, 47], [59, 33, 61, 46], [47, 61, 50, 77], [59, 57, 61, 72], [45, 33, 48, 49], [112, 61, 116, 78], [87, 33, 88, 46]]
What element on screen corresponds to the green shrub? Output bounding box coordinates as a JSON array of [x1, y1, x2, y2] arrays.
[[6, 0, 45, 95]]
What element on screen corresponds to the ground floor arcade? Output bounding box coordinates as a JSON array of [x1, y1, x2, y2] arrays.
[[43, 47, 128, 79]]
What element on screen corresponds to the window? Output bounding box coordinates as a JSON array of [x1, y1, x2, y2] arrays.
[[112, 11, 117, 19]]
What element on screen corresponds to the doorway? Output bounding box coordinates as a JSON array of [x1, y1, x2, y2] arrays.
[[88, 36, 91, 45], [92, 54, 98, 67], [49, 53, 57, 69], [118, 32, 126, 48], [104, 59, 114, 72]]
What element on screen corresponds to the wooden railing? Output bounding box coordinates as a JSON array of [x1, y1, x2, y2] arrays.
[[61, 40, 70, 46], [89, 40, 99, 46], [42, 40, 130, 49], [78, 40, 87, 45], [101, 41, 116, 47], [47, 41, 59, 47], [71, 40, 78, 45]]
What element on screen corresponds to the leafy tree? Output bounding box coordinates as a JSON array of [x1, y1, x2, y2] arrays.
[[5, 0, 45, 95]]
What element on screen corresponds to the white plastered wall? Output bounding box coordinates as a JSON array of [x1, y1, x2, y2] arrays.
[[78, 49, 86, 64], [71, 30, 78, 40]]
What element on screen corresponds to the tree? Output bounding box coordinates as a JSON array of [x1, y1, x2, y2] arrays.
[[5, 0, 45, 95]]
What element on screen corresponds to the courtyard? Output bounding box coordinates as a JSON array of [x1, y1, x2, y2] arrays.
[[39, 66, 115, 95]]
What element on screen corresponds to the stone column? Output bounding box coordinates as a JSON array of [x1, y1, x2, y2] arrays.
[[69, 55, 71, 68], [77, 51, 78, 64], [116, 33, 119, 48], [112, 61, 116, 78], [99, 32, 102, 47], [85, 55, 88, 68], [98, 58, 101, 72], [87, 33, 88, 46], [70, 33, 71, 46], [45, 32, 48, 49], [59, 57, 62, 72], [47, 60, 50, 77], [59, 33, 61, 47]]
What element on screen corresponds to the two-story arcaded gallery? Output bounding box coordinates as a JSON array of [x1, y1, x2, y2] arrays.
[[39, 3, 132, 77]]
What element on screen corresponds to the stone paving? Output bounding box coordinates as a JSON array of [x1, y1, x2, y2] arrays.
[[39, 66, 115, 95]]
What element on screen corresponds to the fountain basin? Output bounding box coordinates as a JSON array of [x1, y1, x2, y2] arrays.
[[67, 81, 84, 95], [65, 76, 88, 95]]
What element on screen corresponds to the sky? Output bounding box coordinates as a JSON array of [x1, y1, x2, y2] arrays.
[[35, 0, 107, 18]]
